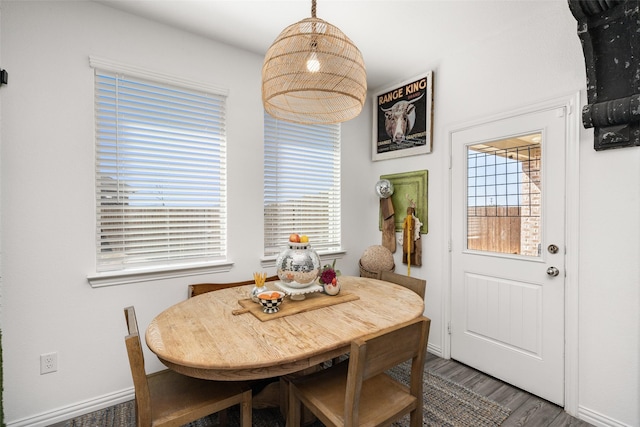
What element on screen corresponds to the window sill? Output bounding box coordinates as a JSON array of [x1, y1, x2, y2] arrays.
[[87, 261, 234, 288]]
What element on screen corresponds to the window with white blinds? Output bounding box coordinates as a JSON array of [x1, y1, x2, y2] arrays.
[[93, 64, 227, 273], [264, 112, 341, 256]]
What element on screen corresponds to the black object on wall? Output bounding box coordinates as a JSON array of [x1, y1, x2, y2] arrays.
[[568, 0, 639, 151]]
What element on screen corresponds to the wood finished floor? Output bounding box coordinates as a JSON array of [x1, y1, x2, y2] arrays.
[[425, 352, 593, 427]]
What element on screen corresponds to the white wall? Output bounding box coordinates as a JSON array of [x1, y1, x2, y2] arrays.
[[1, 2, 638, 427]]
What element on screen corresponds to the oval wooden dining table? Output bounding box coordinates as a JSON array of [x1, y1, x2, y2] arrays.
[[146, 275, 425, 381]]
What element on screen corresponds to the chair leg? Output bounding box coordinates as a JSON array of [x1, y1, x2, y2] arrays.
[[239, 389, 253, 427], [288, 383, 302, 427], [281, 369, 319, 426], [410, 406, 423, 427], [279, 377, 288, 419]]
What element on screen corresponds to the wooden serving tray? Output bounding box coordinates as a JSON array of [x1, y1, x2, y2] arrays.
[[232, 291, 359, 321]]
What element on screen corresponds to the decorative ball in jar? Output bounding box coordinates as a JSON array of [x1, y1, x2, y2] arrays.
[[275, 239, 320, 288]]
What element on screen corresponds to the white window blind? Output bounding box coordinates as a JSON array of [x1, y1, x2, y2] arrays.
[[93, 66, 227, 273], [264, 112, 341, 256]]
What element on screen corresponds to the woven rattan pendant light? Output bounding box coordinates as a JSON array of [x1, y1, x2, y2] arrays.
[[262, 0, 367, 124]]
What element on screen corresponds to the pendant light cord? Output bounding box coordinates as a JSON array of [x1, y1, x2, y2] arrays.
[[311, 0, 316, 18]]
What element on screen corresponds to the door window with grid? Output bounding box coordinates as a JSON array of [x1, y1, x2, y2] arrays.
[[263, 113, 341, 256], [92, 58, 228, 274], [467, 133, 542, 257]]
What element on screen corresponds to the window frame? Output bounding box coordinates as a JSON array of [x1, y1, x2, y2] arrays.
[[87, 56, 232, 287]]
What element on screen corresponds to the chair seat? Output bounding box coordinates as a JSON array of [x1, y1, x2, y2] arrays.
[[148, 369, 250, 426], [293, 362, 418, 427]]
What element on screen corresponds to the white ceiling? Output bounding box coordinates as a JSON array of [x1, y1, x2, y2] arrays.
[[95, 0, 567, 91]]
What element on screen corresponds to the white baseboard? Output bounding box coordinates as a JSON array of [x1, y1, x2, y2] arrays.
[[7, 388, 134, 427], [577, 405, 634, 427], [427, 342, 443, 358]]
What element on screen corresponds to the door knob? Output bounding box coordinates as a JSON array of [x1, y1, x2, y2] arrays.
[[547, 266, 560, 277]]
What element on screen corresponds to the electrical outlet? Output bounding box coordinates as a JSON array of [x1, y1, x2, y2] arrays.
[[40, 352, 58, 374]]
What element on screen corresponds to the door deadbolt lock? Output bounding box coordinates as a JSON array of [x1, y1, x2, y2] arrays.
[[547, 266, 560, 277], [547, 244, 559, 254]]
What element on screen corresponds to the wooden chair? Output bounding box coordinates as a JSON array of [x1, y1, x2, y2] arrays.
[[123, 306, 252, 427], [377, 270, 426, 299], [288, 316, 431, 427], [188, 275, 279, 298]]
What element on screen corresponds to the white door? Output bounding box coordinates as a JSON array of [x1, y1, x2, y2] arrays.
[[450, 105, 567, 405]]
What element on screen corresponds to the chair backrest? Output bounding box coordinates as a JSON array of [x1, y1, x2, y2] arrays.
[[377, 270, 426, 299], [188, 275, 279, 298], [344, 316, 431, 425], [124, 306, 153, 426]]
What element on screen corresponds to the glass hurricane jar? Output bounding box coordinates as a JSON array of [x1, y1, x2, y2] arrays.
[[275, 242, 321, 288]]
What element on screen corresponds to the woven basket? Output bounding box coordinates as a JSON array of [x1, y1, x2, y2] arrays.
[[359, 260, 395, 279]]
